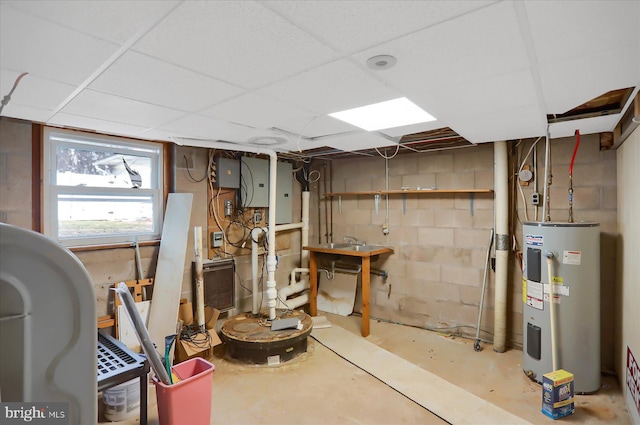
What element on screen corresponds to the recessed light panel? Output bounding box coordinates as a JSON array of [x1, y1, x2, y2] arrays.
[[328, 97, 436, 131]]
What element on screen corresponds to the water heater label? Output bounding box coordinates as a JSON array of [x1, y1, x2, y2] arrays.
[[526, 280, 544, 310], [526, 234, 544, 246], [563, 250, 582, 265]]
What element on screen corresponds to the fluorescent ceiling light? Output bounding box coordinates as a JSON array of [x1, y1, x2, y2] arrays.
[[329, 97, 436, 131]]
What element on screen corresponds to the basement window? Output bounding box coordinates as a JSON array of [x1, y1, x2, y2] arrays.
[[43, 127, 163, 247]]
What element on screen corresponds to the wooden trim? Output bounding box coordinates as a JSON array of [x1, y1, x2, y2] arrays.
[[31, 123, 43, 233], [163, 142, 173, 205], [97, 315, 115, 329], [70, 239, 160, 252], [325, 189, 493, 197]]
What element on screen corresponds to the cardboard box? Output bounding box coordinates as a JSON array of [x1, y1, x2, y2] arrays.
[[174, 308, 222, 364], [542, 369, 575, 419]]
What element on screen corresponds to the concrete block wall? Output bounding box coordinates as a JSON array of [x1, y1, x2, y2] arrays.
[[314, 137, 617, 369], [313, 143, 497, 339], [0, 119, 32, 229]]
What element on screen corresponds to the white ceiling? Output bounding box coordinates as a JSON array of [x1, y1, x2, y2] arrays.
[[1, 0, 638, 153]]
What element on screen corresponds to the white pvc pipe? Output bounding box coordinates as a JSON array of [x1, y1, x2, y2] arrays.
[[493, 141, 509, 353], [284, 293, 310, 310], [194, 226, 205, 327], [546, 255, 559, 371], [542, 127, 551, 222], [266, 151, 278, 320], [250, 227, 263, 315], [173, 138, 281, 319]]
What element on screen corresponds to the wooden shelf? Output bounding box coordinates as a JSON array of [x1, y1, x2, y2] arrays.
[[325, 189, 493, 196]]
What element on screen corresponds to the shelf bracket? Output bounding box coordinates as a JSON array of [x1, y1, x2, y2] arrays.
[[469, 193, 475, 217], [402, 194, 407, 215], [374, 194, 380, 215], [338, 195, 342, 214]]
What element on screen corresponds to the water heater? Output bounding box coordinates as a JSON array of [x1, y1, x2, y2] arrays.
[[522, 222, 600, 393]]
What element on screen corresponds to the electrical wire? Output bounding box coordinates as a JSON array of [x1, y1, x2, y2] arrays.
[[183, 155, 208, 182], [296, 116, 319, 152], [374, 143, 401, 160], [0, 72, 28, 115], [516, 137, 542, 222]]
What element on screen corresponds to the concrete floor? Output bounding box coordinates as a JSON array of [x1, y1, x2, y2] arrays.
[[100, 313, 629, 424]]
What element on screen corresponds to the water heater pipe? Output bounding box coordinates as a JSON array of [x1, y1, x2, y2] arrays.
[[542, 126, 552, 222], [493, 141, 509, 353], [568, 130, 580, 223], [546, 253, 559, 371]]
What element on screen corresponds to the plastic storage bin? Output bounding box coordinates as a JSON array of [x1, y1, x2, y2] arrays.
[[153, 357, 215, 425]]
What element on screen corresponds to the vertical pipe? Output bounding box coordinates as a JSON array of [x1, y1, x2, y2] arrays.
[[546, 255, 559, 371], [493, 141, 509, 353], [533, 142, 538, 221], [301, 191, 310, 269], [251, 227, 263, 315], [542, 126, 552, 222], [194, 226, 205, 327], [329, 161, 333, 242], [266, 151, 278, 321]]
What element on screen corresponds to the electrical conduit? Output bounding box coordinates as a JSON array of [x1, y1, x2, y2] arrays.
[[493, 141, 509, 353]]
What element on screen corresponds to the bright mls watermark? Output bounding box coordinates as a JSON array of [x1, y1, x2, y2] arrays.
[[0, 403, 68, 424]]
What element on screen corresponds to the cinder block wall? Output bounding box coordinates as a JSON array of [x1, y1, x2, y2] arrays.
[[0, 119, 32, 228], [313, 136, 617, 369]]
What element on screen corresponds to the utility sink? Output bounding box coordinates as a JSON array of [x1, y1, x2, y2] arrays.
[[315, 242, 351, 250], [308, 243, 387, 254]]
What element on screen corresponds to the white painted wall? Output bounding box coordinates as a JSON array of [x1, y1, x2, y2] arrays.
[[616, 125, 640, 424]]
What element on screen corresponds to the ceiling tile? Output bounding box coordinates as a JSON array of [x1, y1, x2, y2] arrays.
[[540, 46, 640, 114], [450, 104, 547, 143], [377, 120, 448, 138], [274, 115, 362, 139], [323, 131, 397, 152], [0, 4, 119, 86], [58, 90, 184, 128], [158, 114, 260, 142], [200, 92, 315, 129], [548, 114, 620, 139], [265, 0, 496, 54], [90, 51, 244, 112], [47, 113, 151, 137], [260, 59, 400, 115], [1, 70, 75, 111], [0, 103, 52, 123], [133, 1, 338, 88], [420, 69, 539, 119], [3, 0, 180, 44], [525, 0, 640, 66], [352, 1, 529, 92]]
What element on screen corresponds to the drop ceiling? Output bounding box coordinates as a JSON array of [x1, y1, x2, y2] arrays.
[[1, 0, 638, 156]]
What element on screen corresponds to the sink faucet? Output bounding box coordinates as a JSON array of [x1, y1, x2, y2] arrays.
[[343, 235, 364, 246]]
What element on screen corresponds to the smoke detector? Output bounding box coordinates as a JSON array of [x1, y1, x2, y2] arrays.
[[366, 55, 397, 71]]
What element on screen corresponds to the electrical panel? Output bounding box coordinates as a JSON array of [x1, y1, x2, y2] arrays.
[[276, 161, 292, 224], [240, 157, 268, 207], [239, 157, 293, 223], [214, 157, 240, 189]]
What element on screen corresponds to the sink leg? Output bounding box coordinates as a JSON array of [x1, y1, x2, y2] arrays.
[[310, 251, 318, 316], [361, 256, 371, 337]]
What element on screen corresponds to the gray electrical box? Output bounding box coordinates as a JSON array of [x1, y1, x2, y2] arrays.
[[214, 157, 240, 189], [240, 157, 269, 207], [240, 157, 293, 224], [276, 161, 292, 224]]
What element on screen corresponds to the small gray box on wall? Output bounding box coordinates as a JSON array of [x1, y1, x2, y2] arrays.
[[214, 157, 240, 189]]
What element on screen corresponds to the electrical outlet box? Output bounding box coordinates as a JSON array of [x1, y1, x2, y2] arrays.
[[253, 210, 262, 223], [531, 192, 540, 205], [211, 231, 223, 248]]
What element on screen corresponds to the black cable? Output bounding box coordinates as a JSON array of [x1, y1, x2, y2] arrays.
[[179, 324, 212, 348], [184, 155, 207, 182]]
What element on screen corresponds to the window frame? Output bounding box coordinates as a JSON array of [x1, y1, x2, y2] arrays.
[[43, 127, 164, 247]]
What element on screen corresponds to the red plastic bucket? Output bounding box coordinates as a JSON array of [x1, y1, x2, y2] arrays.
[[153, 357, 215, 425]]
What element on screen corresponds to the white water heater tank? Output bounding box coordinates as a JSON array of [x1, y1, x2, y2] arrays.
[[522, 222, 600, 393]]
